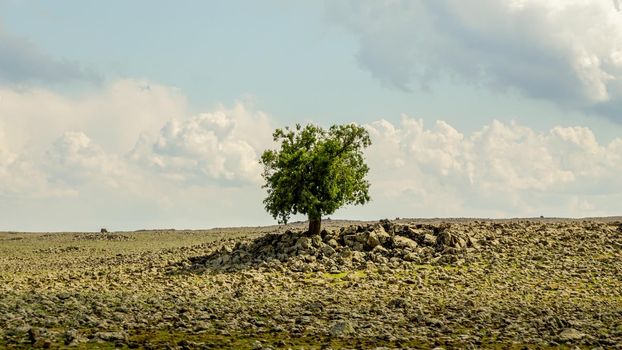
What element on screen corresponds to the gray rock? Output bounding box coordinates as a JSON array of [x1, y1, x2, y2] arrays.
[[426, 318, 444, 328], [467, 236, 479, 248], [388, 297, 408, 309], [320, 244, 336, 257], [94, 331, 127, 342], [329, 320, 355, 337], [343, 234, 356, 247], [372, 244, 388, 254], [311, 235, 323, 248], [436, 230, 467, 249], [374, 225, 391, 244], [423, 234, 437, 246], [63, 329, 79, 345], [403, 252, 418, 262], [352, 242, 364, 251], [295, 237, 312, 251], [326, 238, 339, 248], [354, 231, 368, 244], [365, 231, 381, 249], [558, 328, 585, 342], [339, 247, 353, 258], [373, 255, 389, 264], [393, 236, 418, 251], [27, 327, 41, 345], [351, 251, 365, 262]]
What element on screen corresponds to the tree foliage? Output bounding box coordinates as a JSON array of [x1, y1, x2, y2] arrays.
[[260, 123, 372, 232]]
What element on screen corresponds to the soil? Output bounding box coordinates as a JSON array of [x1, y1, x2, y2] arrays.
[[1, 218, 621, 349]]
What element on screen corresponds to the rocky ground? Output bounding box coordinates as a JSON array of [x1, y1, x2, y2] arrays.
[[1, 218, 621, 349]]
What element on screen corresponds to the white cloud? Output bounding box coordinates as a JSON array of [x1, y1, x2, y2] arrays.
[[327, 0, 622, 120], [0, 79, 274, 230], [0, 78, 272, 190], [130, 103, 273, 185], [0, 79, 188, 154], [0, 126, 72, 199], [362, 116, 622, 218], [45, 131, 131, 189], [2, 77, 622, 230]]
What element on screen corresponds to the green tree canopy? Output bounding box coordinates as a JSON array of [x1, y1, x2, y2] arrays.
[[260, 123, 372, 235]]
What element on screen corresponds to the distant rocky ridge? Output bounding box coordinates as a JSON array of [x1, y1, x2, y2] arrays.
[[190, 220, 482, 272]]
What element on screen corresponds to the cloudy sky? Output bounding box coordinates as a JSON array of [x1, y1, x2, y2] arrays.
[[1, 0, 622, 231]]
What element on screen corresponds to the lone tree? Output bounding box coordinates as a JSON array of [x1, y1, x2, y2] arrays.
[[260, 123, 372, 235]]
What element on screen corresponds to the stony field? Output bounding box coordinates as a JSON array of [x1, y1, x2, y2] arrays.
[[1, 218, 621, 349]]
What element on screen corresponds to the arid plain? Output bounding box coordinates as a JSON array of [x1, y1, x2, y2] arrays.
[[1, 218, 621, 349]]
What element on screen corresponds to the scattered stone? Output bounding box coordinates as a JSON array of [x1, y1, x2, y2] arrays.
[[558, 328, 586, 342], [373, 225, 392, 245], [365, 231, 381, 249], [2, 219, 621, 348], [423, 234, 437, 246], [326, 238, 339, 248], [388, 297, 409, 309], [320, 244, 336, 257], [27, 327, 40, 345], [94, 331, 127, 342], [329, 320, 355, 337], [436, 230, 467, 250], [392, 235, 418, 251], [63, 330, 76, 345]]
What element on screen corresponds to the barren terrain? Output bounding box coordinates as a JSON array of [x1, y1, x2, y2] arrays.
[[1, 218, 621, 349]]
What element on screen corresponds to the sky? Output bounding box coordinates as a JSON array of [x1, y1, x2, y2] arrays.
[[1, 0, 622, 231]]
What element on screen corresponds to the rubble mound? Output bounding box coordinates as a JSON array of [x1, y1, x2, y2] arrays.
[[76, 233, 133, 242], [190, 220, 479, 272]]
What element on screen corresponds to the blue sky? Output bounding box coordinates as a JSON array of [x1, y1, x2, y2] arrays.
[[4, 0, 617, 133], [1, 0, 622, 231]]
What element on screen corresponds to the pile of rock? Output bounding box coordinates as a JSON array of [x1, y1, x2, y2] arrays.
[[78, 233, 132, 242], [190, 220, 479, 272]]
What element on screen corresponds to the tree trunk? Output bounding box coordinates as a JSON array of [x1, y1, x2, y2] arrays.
[[308, 217, 321, 236]]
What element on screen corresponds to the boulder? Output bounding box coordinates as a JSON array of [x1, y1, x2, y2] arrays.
[[365, 231, 381, 249], [351, 251, 365, 263], [378, 218, 393, 232], [326, 238, 339, 248], [436, 230, 467, 249], [343, 234, 357, 248], [403, 252, 418, 262], [372, 245, 389, 255], [94, 331, 127, 342], [393, 236, 418, 251], [388, 297, 408, 309], [558, 328, 586, 342], [320, 245, 336, 257], [374, 226, 392, 245], [311, 235, 323, 248], [295, 237, 312, 251], [329, 320, 355, 337], [423, 234, 437, 246]]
